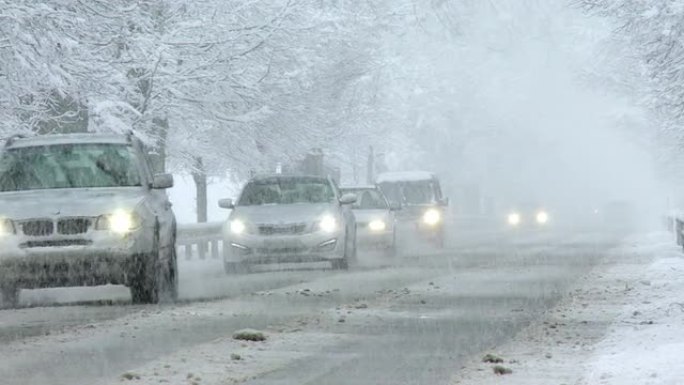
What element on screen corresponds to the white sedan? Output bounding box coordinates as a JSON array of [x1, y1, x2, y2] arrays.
[[340, 185, 398, 257]]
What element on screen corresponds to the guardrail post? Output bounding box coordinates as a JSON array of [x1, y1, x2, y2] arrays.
[[177, 221, 224, 261]]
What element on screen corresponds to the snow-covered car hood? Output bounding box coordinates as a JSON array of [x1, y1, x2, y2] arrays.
[[0, 187, 147, 220], [353, 209, 390, 223], [231, 203, 337, 224]]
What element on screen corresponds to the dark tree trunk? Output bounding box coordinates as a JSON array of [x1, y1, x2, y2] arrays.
[[366, 146, 375, 184], [192, 157, 208, 223]]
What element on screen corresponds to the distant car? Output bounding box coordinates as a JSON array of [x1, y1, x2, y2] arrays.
[[340, 185, 399, 256], [0, 133, 178, 307], [376, 171, 448, 248], [505, 203, 550, 229], [219, 174, 357, 272]]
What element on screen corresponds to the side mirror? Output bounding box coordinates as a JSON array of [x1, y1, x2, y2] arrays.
[[218, 198, 234, 209], [440, 197, 450, 206], [152, 173, 174, 189], [389, 202, 402, 211], [339, 193, 357, 205]]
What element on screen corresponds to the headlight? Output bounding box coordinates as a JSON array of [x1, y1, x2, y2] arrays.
[[319, 215, 337, 233], [507, 212, 521, 226], [368, 219, 387, 232], [0, 218, 16, 236], [422, 209, 441, 226], [536, 211, 549, 224], [230, 219, 247, 235], [95, 210, 141, 234]]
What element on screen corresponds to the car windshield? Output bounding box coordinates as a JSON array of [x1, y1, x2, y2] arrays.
[[0, 143, 142, 191], [238, 178, 335, 205], [342, 188, 388, 210], [379, 180, 436, 205]]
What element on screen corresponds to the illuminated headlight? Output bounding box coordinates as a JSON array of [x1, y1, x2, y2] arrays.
[[422, 209, 441, 226], [536, 211, 549, 224], [0, 218, 16, 236], [230, 219, 247, 235], [319, 215, 337, 233], [95, 210, 141, 234], [368, 219, 387, 232], [507, 212, 521, 226]]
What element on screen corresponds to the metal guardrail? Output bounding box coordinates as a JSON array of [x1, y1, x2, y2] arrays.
[[177, 221, 224, 260], [174, 215, 497, 261]]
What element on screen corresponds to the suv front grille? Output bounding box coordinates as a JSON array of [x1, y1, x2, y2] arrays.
[[258, 224, 307, 236], [58, 218, 91, 235], [21, 220, 54, 237], [22, 239, 92, 248]]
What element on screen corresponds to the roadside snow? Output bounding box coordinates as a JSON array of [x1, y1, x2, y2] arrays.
[[583, 255, 684, 385], [451, 232, 683, 385]]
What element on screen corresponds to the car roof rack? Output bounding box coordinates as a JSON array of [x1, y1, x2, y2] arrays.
[[3, 134, 27, 148]]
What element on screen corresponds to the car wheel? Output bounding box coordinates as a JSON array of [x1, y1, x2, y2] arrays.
[[349, 224, 358, 263], [130, 225, 176, 304], [1, 285, 19, 309], [385, 229, 398, 258], [157, 239, 178, 303], [130, 252, 158, 304], [332, 229, 352, 270]]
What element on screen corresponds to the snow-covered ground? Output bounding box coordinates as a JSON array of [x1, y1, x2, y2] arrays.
[[451, 232, 684, 385]]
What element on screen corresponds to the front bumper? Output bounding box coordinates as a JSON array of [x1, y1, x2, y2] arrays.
[[224, 231, 345, 264], [0, 229, 154, 289], [356, 229, 394, 249]]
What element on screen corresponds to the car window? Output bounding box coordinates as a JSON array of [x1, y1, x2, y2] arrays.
[[342, 189, 388, 210], [238, 179, 335, 205], [0, 143, 142, 191], [379, 181, 436, 205]]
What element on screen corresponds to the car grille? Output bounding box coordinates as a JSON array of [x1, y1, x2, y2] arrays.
[[58, 218, 91, 235], [258, 224, 307, 236], [21, 220, 54, 237], [256, 246, 308, 254], [21, 239, 92, 248]]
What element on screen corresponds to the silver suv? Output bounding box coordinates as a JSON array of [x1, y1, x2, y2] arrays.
[[0, 133, 177, 307]]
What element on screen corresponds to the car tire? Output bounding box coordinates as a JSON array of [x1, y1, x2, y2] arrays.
[[385, 229, 398, 258], [332, 229, 353, 270], [130, 224, 177, 304], [158, 239, 179, 303], [1, 285, 19, 309]]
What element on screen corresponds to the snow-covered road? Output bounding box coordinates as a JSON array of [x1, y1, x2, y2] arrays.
[[0, 229, 623, 385]]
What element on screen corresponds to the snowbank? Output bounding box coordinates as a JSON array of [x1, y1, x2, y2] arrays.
[[451, 232, 684, 385], [583, 255, 684, 384]]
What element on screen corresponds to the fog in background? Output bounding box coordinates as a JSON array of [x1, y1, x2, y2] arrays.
[[366, 1, 665, 229]]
